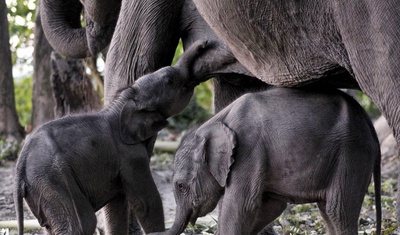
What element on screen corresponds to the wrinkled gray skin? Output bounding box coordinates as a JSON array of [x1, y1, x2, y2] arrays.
[[39, 0, 258, 109], [13, 41, 208, 235], [104, 0, 262, 107], [40, 0, 121, 57], [162, 87, 381, 235]]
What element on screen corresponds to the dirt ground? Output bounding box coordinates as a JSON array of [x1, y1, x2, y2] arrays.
[[0, 162, 24, 230]]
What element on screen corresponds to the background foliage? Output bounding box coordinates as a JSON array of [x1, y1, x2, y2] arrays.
[[7, 0, 35, 65], [14, 77, 32, 127], [6, 0, 36, 130]]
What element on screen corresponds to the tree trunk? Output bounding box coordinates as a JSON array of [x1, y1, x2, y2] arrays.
[[31, 6, 55, 129], [0, 0, 24, 160], [50, 52, 102, 118], [85, 56, 104, 96], [32, 5, 102, 127]]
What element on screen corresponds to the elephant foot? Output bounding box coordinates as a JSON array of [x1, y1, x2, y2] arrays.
[[128, 211, 143, 235], [257, 225, 277, 235]]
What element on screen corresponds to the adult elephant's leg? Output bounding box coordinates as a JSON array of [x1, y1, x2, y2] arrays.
[[213, 74, 270, 112], [333, 0, 400, 223], [104, 0, 184, 105]]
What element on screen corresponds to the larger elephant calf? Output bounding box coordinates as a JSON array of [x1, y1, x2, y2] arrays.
[[163, 87, 381, 235], [13, 41, 209, 235]]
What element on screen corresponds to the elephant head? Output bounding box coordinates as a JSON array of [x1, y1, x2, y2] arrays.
[[168, 122, 236, 235], [115, 40, 211, 145], [130, 40, 211, 115], [40, 0, 121, 58]]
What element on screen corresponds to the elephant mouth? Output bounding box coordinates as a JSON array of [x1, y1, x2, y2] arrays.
[[189, 205, 213, 225], [189, 208, 199, 225]]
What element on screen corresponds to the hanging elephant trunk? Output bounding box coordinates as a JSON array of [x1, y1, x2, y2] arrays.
[[40, 0, 121, 58], [40, 0, 89, 58]]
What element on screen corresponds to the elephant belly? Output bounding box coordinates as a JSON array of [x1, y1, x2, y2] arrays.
[[262, 151, 338, 203], [193, 0, 352, 86], [72, 170, 123, 210], [264, 168, 332, 204]]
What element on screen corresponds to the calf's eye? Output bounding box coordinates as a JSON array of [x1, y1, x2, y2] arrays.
[[177, 182, 188, 193]]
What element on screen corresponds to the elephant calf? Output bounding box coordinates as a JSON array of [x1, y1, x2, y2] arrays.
[[166, 87, 381, 235], [13, 41, 209, 235]]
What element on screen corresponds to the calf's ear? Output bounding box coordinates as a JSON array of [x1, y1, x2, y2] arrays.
[[119, 100, 168, 144], [195, 122, 236, 187]]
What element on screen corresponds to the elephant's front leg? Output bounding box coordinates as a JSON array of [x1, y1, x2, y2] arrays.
[[103, 195, 130, 234], [217, 188, 262, 235], [121, 157, 165, 233], [252, 197, 287, 235]]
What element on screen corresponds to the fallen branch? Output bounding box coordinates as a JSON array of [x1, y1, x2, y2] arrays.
[[0, 219, 40, 229], [154, 141, 179, 152]]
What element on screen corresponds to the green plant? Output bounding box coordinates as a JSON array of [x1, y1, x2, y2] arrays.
[[167, 96, 212, 132], [14, 76, 32, 127], [195, 80, 213, 111], [172, 40, 184, 66], [0, 134, 21, 160], [354, 90, 381, 119], [7, 0, 36, 65], [184, 221, 217, 234], [150, 152, 174, 170]]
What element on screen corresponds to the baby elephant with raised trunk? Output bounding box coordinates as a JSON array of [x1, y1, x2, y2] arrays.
[[13, 41, 209, 235], [164, 87, 381, 235]]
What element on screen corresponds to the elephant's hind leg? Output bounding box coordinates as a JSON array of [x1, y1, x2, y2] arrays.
[[24, 179, 96, 235], [38, 182, 97, 235], [49, 193, 96, 235], [323, 173, 368, 234], [320, 196, 361, 235]]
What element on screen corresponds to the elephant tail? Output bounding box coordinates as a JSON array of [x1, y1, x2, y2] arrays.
[[373, 148, 381, 235], [14, 173, 25, 235]]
